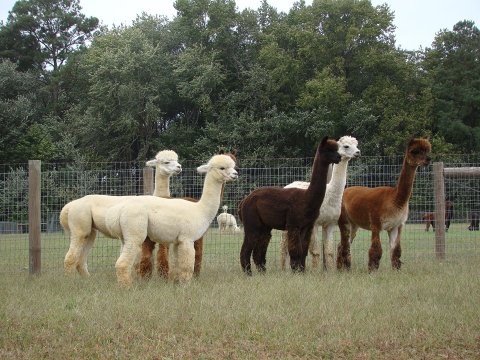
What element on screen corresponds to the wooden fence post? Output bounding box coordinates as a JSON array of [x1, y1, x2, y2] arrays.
[[433, 162, 446, 260], [29, 160, 41, 275], [143, 167, 154, 195]]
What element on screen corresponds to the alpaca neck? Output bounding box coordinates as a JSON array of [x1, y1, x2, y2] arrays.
[[305, 154, 330, 213], [153, 172, 170, 197], [328, 159, 349, 194], [198, 174, 224, 219], [394, 158, 418, 208]]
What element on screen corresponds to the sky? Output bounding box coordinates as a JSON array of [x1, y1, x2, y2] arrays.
[[1, 0, 479, 50]]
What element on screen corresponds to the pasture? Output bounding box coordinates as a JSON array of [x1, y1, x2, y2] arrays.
[[1, 154, 480, 358], [1, 225, 480, 359], [1, 222, 480, 273]]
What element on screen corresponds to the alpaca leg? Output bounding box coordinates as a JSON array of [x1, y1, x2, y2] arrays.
[[368, 227, 383, 271], [309, 225, 321, 269], [252, 232, 271, 273], [287, 228, 308, 272], [280, 231, 289, 270], [156, 243, 170, 279], [337, 211, 352, 270], [169, 240, 195, 283], [76, 230, 97, 276], [115, 239, 142, 287], [389, 225, 402, 269], [240, 231, 256, 275], [138, 237, 155, 278], [193, 237, 203, 276], [322, 225, 335, 271], [64, 229, 92, 275]]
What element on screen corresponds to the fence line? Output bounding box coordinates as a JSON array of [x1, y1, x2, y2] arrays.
[[1, 154, 480, 275]]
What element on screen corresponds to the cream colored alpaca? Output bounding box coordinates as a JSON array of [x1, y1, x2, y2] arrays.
[[146, 150, 182, 197], [280, 136, 360, 270], [104, 154, 238, 286], [61, 150, 181, 277], [217, 205, 241, 233]]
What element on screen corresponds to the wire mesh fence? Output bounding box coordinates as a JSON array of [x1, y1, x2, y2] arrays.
[[1, 153, 480, 275]]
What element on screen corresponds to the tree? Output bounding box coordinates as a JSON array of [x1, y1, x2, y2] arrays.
[[0, 0, 99, 72], [66, 19, 177, 161], [424, 20, 480, 152], [0, 60, 51, 163]]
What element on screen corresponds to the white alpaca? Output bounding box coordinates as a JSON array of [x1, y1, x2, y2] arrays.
[[280, 136, 360, 270], [61, 150, 181, 277], [102, 154, 238, 286], [146, 150, 182, 197], [217, 205, 241, 233]]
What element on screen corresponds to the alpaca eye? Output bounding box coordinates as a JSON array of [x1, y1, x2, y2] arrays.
[[344, 145, 349, 149], [220, 167, 225, 170], [164, 161, 170, 164]]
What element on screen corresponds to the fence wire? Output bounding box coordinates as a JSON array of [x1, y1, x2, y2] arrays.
[[1, 153, 479, 275]]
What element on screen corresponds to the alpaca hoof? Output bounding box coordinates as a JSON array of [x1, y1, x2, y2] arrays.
[[256, 264, 267, 273], [368, 261, 380, 272], [170, 271, 193, 284], [243, 269, 253, 276], [336, 255, 351, 270], [242, 263, 253, 276], [137, 261, 153, 279], [157, 266, 169, 279], [392, 258, 402, 270], [323, 253, 335, 270], [311, 254, 321, 268], [290, 263, 305, 273]]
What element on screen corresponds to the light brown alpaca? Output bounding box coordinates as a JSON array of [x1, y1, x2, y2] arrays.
[[337, 138, 431, 271]]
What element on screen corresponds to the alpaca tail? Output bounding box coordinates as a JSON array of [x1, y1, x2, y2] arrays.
[[238, 198, 245, 222], [59, 203, 70, 231]]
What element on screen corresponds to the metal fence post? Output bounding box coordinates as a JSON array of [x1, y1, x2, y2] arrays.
[[433, 162, 445, 259], [29, 160, 41, 274]]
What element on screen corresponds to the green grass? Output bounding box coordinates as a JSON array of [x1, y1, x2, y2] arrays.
[[1, 223, 480, 358], [1, 222, 480, 274], [1, 257, 479, 359]]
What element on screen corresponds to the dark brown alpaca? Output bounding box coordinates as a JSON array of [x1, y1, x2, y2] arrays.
[[468, 211, 479, 231], [422, 199, 453, 232], [337, 138, 432, 272], [239, 137, 341, 275], [138, 151, 237, 279]]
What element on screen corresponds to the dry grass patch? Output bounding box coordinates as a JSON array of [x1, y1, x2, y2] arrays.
[[1, 258, 479, 359]]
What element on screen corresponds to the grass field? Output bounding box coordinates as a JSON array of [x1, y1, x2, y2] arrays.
[[1, 224, 480, 359], [1, 222, 480, 273]]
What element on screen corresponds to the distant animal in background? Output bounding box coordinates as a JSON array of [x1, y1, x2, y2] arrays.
[[217, 205, 241, 233], [422, 212, 435, 231], [468, 211, 479, 231], [421, 199, 454, 232]]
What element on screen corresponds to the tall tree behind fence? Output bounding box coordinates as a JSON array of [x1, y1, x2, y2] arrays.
[[0, 154, 479, 274]]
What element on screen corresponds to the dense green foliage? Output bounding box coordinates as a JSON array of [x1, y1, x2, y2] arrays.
[[0, 0, 479, 162]]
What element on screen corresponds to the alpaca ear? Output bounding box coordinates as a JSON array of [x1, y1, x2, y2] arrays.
[[146, 159, 157, 167], [320, 136, 329, 146], [197, 164, 210, 174]]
